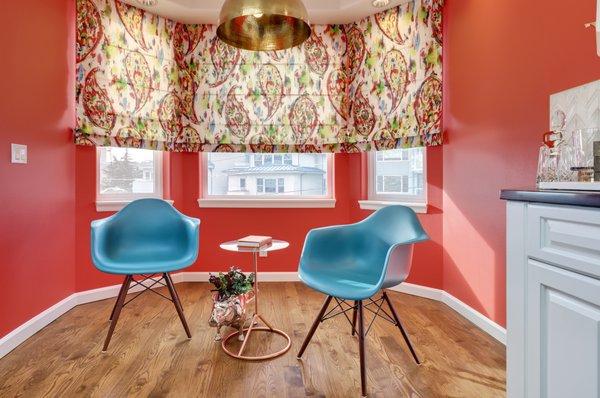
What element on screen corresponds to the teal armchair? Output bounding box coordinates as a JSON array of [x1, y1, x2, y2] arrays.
[[91, 199, 200, 351], [296, 205, 429, 397]]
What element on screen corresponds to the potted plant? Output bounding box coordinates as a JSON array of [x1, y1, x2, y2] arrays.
[[208, 267, 255, 341]]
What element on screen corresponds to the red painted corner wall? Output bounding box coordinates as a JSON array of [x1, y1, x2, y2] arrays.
[[0, 0, 76, 338], [442, 0, 600, 327]]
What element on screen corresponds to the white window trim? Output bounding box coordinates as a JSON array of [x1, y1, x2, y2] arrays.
[[358, 200, 427, 213], [198, 153, 336, 209], [360, 149, 428, 213], [96, 148, 167, 212], [198, 198, 336, 209], [96, 199, 174, 212]]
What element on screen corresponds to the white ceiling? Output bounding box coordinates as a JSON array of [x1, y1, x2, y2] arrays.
[[122, 0, 412, 25]]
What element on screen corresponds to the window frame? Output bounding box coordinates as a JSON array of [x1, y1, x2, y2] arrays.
[[198, 153, 336, 208], [96, 147, 167, 212], [359, 148, 428, 213]]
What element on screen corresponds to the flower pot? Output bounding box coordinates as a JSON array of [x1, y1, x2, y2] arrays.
[[208, 291, 254, 341]]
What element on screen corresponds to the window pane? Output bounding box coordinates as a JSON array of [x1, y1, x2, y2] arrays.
[[376, 175, 384, 192], [99, 147, 158, 195], [265, 179, 276, 193], [374, 148, 424, 197], [205, 153, 329, 197], [257, 178, 264, 193]]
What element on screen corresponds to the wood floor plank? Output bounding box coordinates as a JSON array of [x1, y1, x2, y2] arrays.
[[0, 283, 505, 397]]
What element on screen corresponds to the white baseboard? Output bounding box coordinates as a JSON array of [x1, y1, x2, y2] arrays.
[[389, 282, 506, 344], [440, 291, 507, 345], [389, 282, 444, 301], [0, 272, 505, 360], [0, 293, 78, 359], [0, 274, 186, 359]]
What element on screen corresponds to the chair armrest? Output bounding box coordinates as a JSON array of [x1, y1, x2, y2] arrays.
[[182, 215, 200, 236], [90, 215, 115, 266], [182, 216, 200, 244], [181, 216, 201, 260]]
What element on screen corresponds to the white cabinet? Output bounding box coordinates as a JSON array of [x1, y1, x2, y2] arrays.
[[507, 201, 600, 398]]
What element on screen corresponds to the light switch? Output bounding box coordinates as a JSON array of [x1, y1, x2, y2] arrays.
[[11, 144, 27, 164]]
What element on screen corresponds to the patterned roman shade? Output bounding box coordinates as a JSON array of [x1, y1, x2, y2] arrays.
[[76, 0, 443, 153]]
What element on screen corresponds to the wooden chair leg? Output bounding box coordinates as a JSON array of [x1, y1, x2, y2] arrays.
[[357, 300, 367, 398], [109, 277, 129, 321], [297, 295, 333, 359], [103, 275, 132, 352], [351, 300, 358, 336], [383, 291, 420, 365], [164, 273, 192, 338]]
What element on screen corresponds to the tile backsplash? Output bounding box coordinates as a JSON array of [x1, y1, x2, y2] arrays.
[[549, 79, 600, 131]]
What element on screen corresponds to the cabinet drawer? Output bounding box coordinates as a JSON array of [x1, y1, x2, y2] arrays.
[[527, 204, 600, 278]]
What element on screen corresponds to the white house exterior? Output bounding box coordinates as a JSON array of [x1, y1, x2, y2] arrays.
[[374, 149, 424, 197], [131, 160, 155, 193], [207, 153, 327, 197]]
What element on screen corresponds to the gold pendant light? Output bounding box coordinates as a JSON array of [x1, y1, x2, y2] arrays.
[[217, 0, 312, 51]]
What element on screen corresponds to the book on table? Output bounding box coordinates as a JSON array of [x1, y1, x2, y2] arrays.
[[237, 235, 273, 248]]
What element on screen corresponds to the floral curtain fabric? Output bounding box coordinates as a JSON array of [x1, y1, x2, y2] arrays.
[[76, 0, 443, 153]]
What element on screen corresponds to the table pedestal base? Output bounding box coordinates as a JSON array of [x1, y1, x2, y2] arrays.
[[221, 313, 291, 361]]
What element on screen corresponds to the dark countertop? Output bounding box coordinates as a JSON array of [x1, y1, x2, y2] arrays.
[[501, 188, 600, 208]]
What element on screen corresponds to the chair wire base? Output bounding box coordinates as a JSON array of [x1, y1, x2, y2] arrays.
[[103, 272, 191, 352], [297, 290, 420, 397]]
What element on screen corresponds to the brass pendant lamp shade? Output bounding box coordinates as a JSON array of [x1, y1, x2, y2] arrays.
[[217, 0, 312, 51]]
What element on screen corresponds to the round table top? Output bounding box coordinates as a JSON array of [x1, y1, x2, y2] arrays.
[[220, 240, 289, 253]]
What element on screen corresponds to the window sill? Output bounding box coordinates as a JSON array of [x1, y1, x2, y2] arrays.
[[96, 199, 174, 212], [358, 200, 428, 214], [197, 198, 336, 209]]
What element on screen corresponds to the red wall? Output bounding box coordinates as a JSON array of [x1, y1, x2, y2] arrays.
[[75, 149, 444, 291], [0, 0, 76, 338], [442, 0, 600, 326]]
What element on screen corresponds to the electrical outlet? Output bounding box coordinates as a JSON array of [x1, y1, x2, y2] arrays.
[[11, 144, 27, 164]]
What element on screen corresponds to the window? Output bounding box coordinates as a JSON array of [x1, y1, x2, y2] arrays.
[[265, 178, 277, 193], [253, 154, 293, 167], [376, 175, 409, 193], [256, 178, 283, 194], [97, 147, 163, 208], [257, 178, 264, 193], [360, 148, 427, 212], [200, 152, 335, 208]]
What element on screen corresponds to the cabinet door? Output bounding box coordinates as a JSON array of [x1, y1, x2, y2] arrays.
[[527, 260, 600, 398]]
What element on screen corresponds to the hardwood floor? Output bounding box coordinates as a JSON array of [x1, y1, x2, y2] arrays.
[[0, 283, 505, 397]]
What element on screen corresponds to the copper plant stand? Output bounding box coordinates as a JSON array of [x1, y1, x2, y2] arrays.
[[219, 240, 291, 361]]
